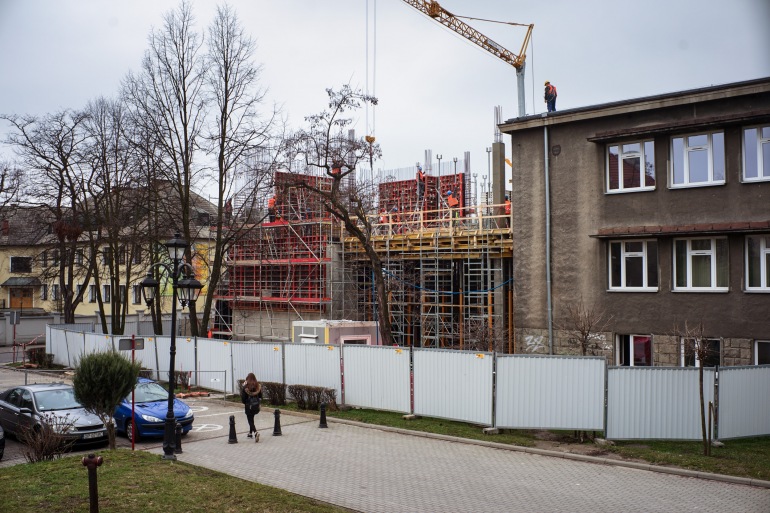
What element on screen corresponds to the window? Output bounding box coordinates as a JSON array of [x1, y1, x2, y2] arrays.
[[118, 246, 126, 265], [132, 245, 142, 265], [40, 285, 48, 300], [743, 125, 770, 181], [674, 238, 729, 291], [746, 235, 770, 291], [103, 285, 111, 303], [102, 247, 112, 265], [607, 141, 655, 192], [132, 285, 142, 305], [51, 284, 60, 301], [75, 249, 84, 265], [10, 256, 32, 273], [681, 338, 721, 367], [89, 285, 97, 303], [671, 132, 725, 187], [616, 335, 652, 366], [51, 249, 60, 266], [756, 340, 770, 365], [609, 240, 658, 291], [118, 285, 126, 305]]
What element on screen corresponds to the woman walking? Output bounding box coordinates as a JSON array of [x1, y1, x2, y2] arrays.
[[240, 373, 263, 441]]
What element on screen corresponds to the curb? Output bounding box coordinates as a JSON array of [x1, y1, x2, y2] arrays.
[[278, 408, 770, 490]]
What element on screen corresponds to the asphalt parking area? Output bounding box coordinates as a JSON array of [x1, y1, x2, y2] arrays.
[[0, 395, 307, 467]]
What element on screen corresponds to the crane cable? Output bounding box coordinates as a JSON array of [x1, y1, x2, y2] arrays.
[[365, 0, 377, 141]]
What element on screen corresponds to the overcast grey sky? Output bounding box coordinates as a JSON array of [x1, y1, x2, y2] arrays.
[[1, 0, 768, 193]]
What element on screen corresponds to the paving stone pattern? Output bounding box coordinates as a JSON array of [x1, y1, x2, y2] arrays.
[[167, 417, 770, 513]]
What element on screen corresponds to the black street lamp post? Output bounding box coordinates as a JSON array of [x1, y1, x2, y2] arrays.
[[141, 232, 202, 461]]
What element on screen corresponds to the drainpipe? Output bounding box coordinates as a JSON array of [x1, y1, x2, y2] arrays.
[[544, 125, 553, 354]]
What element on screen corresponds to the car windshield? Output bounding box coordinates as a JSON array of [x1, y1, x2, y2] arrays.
[[34, 388, 82, 411], [133, 382, 169, 403]]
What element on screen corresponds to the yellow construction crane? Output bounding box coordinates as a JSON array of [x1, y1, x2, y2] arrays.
[[401, 0, 533, 117]]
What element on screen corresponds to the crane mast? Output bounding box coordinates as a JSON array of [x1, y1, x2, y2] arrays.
[[401, 0, 533, 117]]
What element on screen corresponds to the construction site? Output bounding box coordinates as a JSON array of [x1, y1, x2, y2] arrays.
[[213, 150, 514, 352], [208, 1, 530, 352]]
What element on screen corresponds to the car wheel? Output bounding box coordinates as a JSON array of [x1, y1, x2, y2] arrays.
[[125, 420, 140, 442]]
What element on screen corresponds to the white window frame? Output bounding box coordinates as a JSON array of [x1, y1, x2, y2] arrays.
[[340, 335, 372, 346], [742, 125, 770, 182], [755, 340, 770, 365], [89, 285, 97, 303], [681, 338, 721, 367], [40, 285, 48, 300], [608, 239, 659, 292], [606, 140, 656, 193], [103, 285, 111, 303], [51, 284, 60, 301], [670, 131, 725, 188], [673, 237, 729, 291], [745, 235, 770, 291], [615, 334, 653, 367]]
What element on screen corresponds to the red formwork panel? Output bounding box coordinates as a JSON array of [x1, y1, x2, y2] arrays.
[[379, 173, 465, 219]]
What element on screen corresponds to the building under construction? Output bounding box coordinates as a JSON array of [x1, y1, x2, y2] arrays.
[[214, 155, 514, 352]]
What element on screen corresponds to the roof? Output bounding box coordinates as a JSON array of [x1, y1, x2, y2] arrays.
[[1, 277, 42, 287], [591, 220, 770, 239], [500, 77, 770, 132]]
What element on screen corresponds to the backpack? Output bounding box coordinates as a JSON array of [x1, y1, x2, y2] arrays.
[[248, 395, 261, 414]]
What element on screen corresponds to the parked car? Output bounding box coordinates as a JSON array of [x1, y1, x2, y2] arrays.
[[113, 377, 194, 441], [0, 423, 5, 460], [0, 383, 108, 445]]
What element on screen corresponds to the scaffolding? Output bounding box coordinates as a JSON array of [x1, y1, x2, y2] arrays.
[[215, 164, 514, 351]]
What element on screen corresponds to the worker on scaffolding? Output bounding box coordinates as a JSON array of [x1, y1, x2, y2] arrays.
[[267, 194, 276, 223], [416, 164, 426, 205], [504, 195, 511, 227], [390, 206, 400, 234], [445, 190, 459, 227]]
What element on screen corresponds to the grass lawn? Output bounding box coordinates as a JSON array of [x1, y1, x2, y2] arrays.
[[264, 399, 770, 481], [0, 450, 348, 513]]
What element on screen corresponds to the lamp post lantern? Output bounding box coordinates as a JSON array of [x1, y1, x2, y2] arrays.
[[140, 232, 202, 460]]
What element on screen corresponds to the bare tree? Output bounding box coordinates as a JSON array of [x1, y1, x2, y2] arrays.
[[123, 0, 207, 335], [0, 159, 22, 209], [673, 320, 718, 456], [199, 4, 278, 335], [283, 86, 392, 344], [559, 299, 613, 356], [80, 96, 148, 334], [2, 110, 91, 323]]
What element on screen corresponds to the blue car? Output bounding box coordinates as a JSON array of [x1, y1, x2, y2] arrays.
[[114, 378, 194, 441]]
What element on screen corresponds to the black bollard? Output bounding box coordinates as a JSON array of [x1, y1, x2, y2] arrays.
[[174, 423, 183, 454], [319, 402, 328, 428], [273, 408, 282, 436], [228, 415, 238, 444], [81, 453, 104, 513]]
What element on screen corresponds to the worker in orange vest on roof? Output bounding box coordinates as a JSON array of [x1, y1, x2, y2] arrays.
[[544, 80, 557, 112]]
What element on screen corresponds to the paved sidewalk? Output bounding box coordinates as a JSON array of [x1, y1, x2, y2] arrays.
[[154, 409, 770, 513]]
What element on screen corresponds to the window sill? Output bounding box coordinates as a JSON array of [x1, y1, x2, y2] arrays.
[[605, 187, 656, 195], [607, 288, 658, 293], [744, 289, 770, 293], [671, 288, 729, 293], [668, 181, 725, 189], [742, 177, 770, 183]]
